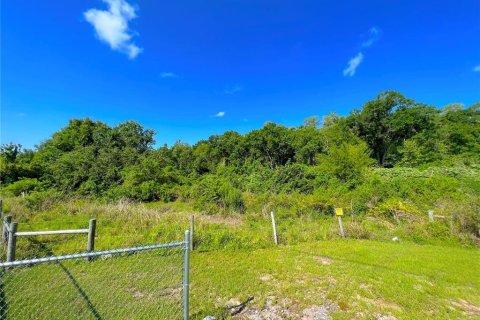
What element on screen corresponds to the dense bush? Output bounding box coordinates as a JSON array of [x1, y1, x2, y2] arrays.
[[0, 91, 479, 237], [3, 178, 41, 196]]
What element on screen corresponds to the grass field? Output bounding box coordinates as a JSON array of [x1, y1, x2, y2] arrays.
[[2, 239, 478, 319], [190, 240, 480, 319], [1, 197, 479, 319]]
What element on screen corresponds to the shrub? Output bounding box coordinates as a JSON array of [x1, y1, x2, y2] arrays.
[[21, 190, 63, 211], [3, 178, 41, 196], [190, 175, 245, 214]]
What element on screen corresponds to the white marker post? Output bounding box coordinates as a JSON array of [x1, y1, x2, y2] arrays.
[[428, 210, 434, 223], [270, 211, 278, 245], [335, 208, 345, 238]]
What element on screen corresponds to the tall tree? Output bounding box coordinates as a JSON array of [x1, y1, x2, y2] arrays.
[[348, 91, 437, 166]]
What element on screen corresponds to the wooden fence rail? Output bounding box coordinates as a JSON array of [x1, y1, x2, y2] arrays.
[[2, 216, 96, 262]]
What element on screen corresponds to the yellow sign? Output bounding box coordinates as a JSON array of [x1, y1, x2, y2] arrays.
[[335, 208, 344, 216]]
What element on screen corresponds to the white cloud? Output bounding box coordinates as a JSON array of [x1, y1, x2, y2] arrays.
[[474, 65, 480, 72], [342, 27, 380, 77], [84, 0, 142, 59], [224, 84, 243, 95], [343, 52, 364, 77], [160, 72, 179, 78], [362, 27, 381, 48], [215, 111, 226, 117]]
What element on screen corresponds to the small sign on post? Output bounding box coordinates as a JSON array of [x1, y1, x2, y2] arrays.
[[335, 208, 345, 238]]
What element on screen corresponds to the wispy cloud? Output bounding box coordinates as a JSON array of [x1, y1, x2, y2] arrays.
[[160, 72, 179, 78], [224, 84, 243, 95], [84, 0, 142, 59], [16, 112, 26, 117], [343, 27, 381, 77], [474, 65, 480, 72], [343, 52, 364, 77], [361, 27, 381, 48], [214, 111, 226, 117]]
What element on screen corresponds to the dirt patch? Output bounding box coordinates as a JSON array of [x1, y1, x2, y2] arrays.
[[375, 313, 398, 320], [450, 299, 480, 317], [239, 296, 293, 320], [259, 274, 274, 282], [235, 296, 338, 320], [302, 305, 332, 320], [160, 287, 182, 298], [357, 295, 402, 312], [126, 286, 147, 300], [314, 256, 333, 265]]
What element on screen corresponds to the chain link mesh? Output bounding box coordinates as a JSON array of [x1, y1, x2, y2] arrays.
[[0, 242, 186, 319]]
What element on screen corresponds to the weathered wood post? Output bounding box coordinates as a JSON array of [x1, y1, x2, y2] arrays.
[[335, 208, 345, 238], [450, 213, 455, 235], [86, 219, 96, 261], [2, 215, 12, 245], [0, 199, 3, 220], [428, 210, 434, 223], [270, 211, 278, 245], [7, 222, 18, 262], [189, 215, 194, 251]]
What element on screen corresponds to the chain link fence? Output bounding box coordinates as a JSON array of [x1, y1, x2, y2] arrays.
[[0, 232, 190, 320]]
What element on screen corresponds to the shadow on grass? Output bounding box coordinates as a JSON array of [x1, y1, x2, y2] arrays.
[[0, 268, 7, 320], [28, 239, 103, 320]]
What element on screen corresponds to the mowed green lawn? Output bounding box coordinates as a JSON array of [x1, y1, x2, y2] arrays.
[[190, 240, 480, 319], [1, 239, 478, 319]]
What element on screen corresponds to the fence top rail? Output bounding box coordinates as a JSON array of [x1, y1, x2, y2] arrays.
[[15, 229, 89, 237], [0, 241, 185, 268]]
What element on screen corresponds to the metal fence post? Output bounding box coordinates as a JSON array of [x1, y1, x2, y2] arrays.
[[184, 230, 190, 320], [3, 215, 12, 245], [7, 222, 18, 262]]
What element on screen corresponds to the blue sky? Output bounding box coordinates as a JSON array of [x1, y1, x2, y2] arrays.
[[2, 0, 480, 149]]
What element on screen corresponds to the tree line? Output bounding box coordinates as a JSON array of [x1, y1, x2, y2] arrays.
[[1, 91, 479, 213]]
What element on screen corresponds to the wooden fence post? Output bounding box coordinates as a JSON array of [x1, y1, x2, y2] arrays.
[[86, 219, 96, 261], [3, 215, 12, 245], [338, 216, 345, 238], [450, 213, 455, 235], [189, 215, 194, 251], [335, 208, 345, 238], [270, 211, 278, 245], [7, 222, 18, 262]]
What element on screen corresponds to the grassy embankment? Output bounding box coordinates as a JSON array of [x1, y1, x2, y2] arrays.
[[0, 197, 479, 319]]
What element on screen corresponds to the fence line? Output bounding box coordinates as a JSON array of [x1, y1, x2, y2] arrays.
[[0, 241, 185, 268], [2, 216, 97, 262], [0, 231, 190, 320]]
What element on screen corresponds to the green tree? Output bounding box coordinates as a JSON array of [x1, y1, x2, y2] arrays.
[[348, 91, 437, 166]]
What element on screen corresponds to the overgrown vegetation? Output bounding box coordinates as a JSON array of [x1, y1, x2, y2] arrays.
[[1, 91, 479, 241]]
